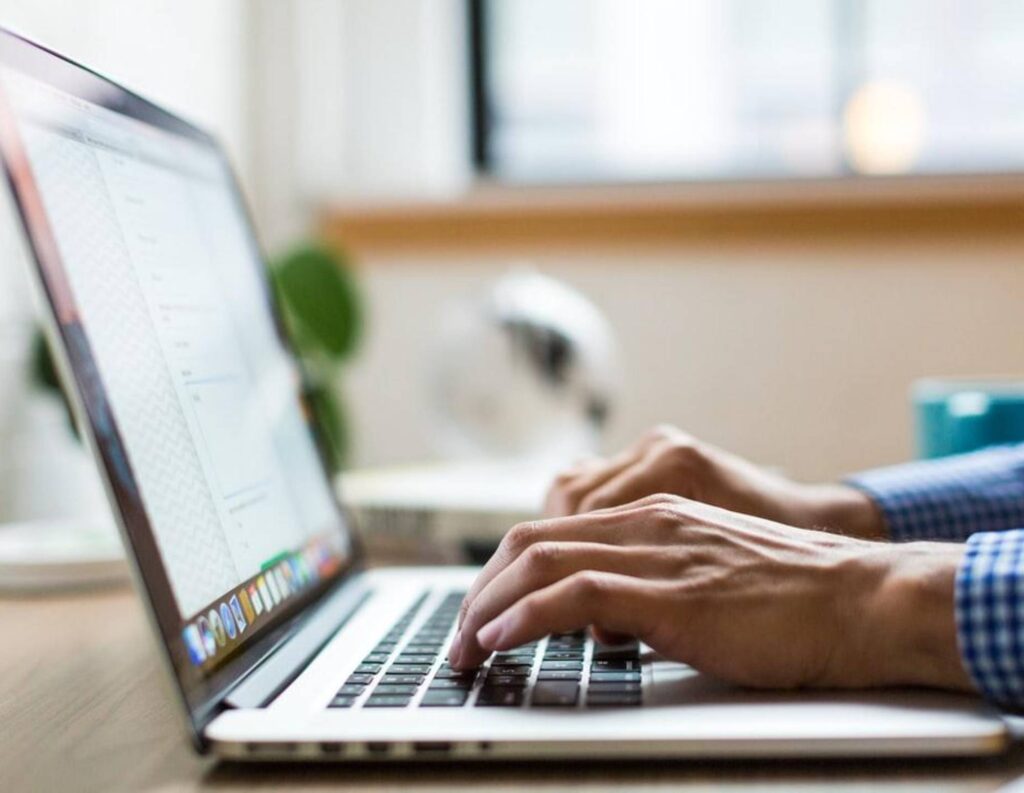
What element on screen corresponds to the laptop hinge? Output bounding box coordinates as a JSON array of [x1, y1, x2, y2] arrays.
[[223, 574, 373, 709]]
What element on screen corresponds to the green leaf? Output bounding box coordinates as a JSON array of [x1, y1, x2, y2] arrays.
[[29, 328, 61, 392], [271, 244, 362, 362]]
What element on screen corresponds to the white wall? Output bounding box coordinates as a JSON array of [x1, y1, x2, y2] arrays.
[[244, 0, 470, 250], [0, 0, 248, 163], [0, 0, 250, 327], [345, 235, 1024, 482]]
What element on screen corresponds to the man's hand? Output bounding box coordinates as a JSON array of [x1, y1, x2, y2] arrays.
[[545, 425, 886, 539], [449, 495, 972, 694]]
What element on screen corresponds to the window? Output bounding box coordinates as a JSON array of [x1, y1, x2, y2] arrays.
[[471, 0, 1024, 183]]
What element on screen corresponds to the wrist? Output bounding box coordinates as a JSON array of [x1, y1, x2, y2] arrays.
[[853, 542, 974, 691], [800, 483, 888, 540]]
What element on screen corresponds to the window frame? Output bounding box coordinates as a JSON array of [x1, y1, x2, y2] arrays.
[[466, 0, 1024, 188]]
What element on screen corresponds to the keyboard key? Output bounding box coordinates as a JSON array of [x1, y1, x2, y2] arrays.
[[484, 675, 529, 688], [531, 681, 579, 707], [379, 674, 425, 685], [345, 673, 374, 685], [363, 653, 391, 664], [476, 688, 524, 707], [428, 677, 474, 690], [365, 695, 412, 708], [389, 664, 433, 674], [370, 683, 419, 695], [337, 683, 367, 696], [421, 690, 469, 707], [374, 643, 398, 653], [489, 667, 531, 677], [537, 670, 582, 681], [355, 663, 382, 674], [396, 651, 437, 661], [587, 681, 641, 694], [540, 661, 583, 671], [433, 668, 477, 680], [589, 671, 641, 683], [591, 659, 639, 671], [586, 692, 641, 707], [542, 651, 584, 661], [329, 695, 358, 708]]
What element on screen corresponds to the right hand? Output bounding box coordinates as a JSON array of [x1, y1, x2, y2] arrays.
[[544, 425, 886, 540], [452, 494, 968, 695]]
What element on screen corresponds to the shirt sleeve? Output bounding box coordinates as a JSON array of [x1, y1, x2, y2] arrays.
[[845, 444, 1024, 542], [956, 529, 1024, 705]]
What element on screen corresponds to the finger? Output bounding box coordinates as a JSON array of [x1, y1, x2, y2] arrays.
[[591, 626, 634, 646], [454, 542, 679, 668], [544, 429, 680, 517], [456, 494, 680, 635], [577, 457, 670, 514], [475, 571, 670, 654], [545, 450, 642, 517]]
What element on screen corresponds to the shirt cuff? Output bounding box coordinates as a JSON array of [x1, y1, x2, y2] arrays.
[[846, 444, 1024, 542], [956, 529, 1024, 706]]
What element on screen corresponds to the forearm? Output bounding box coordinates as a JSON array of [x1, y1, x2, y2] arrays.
[[800, 482, 888, 540]]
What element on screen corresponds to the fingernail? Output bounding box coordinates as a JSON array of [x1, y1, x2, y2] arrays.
[[476, 619, 504, 650], [448, 630, 463, 666]]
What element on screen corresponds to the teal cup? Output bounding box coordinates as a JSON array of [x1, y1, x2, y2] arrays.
[[913, 378, 1024, 459]]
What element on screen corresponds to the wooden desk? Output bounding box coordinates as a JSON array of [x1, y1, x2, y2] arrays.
[[3, 585, 1024, 793]]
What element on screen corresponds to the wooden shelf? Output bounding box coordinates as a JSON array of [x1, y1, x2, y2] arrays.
[[319, 176, 1024, 257]]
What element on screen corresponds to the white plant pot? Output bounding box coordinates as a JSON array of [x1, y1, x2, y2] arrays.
[[0, 340, 109, 524]]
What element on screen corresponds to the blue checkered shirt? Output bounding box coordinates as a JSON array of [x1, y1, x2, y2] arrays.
[[848, 443, 1024, 707]]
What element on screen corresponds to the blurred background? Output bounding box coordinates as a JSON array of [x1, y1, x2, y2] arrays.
[[2, 0, 1024, 541]]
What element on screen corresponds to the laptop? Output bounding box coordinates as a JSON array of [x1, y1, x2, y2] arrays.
[[0, 27, 1009, 762]]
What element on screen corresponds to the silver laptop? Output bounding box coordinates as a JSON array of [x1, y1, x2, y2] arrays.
[[0, 28, 1009, 762]]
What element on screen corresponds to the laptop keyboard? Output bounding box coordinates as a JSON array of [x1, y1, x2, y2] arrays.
[[327, 590, 642, 710]]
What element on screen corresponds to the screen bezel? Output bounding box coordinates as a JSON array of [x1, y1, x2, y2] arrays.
[[0, 27, 364, 745]]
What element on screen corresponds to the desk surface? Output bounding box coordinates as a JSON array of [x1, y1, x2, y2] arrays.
[[3, 585, 1024, 793]]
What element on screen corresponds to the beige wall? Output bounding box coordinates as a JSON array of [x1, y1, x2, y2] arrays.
[[344, 234, 1024, 482]]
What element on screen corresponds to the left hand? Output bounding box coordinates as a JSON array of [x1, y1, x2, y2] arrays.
[[544, 425, 884, 539], [449, 494, 972, 692]]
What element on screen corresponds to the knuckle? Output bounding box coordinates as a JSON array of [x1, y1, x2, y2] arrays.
[[670, 547, 693, 573], [645, 503, 685, 535], [648, 423, 679, 441], [522, 541, 561, 572], [550, 470, 577, 488], [665, 440, 705, 468], [503, 521, 540, 553], [547, 481, 587, 510], [569, 569, 606, 599]]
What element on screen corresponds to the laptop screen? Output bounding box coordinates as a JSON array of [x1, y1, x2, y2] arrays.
[[0, 30, 355, 711]]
